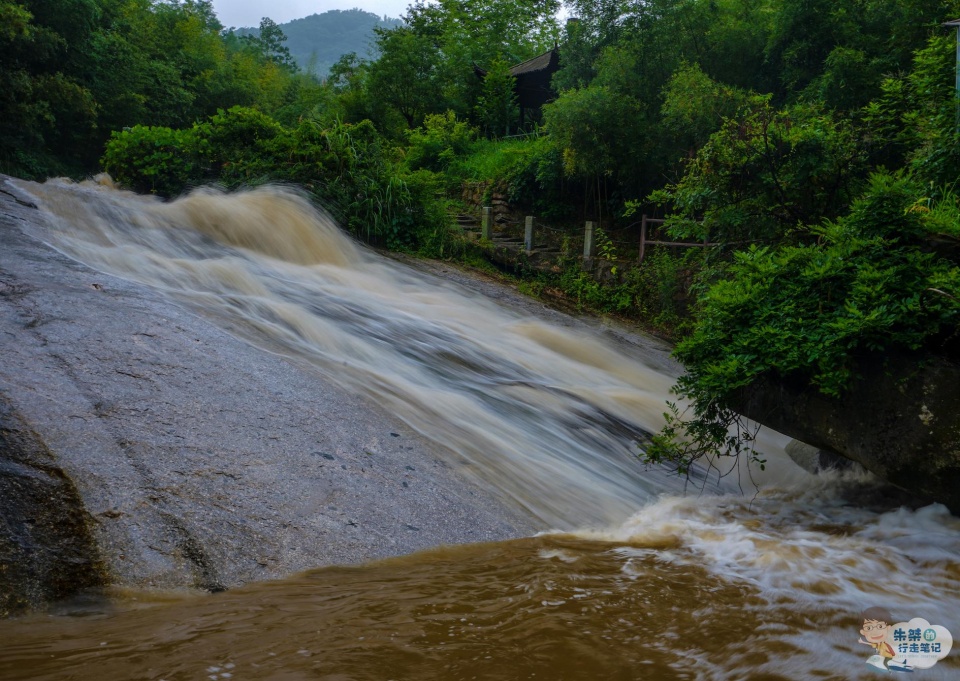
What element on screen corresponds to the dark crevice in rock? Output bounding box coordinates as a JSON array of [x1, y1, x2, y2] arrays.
[[0, 395, 107, 617], [0, 188, 37, 209], [154, 509, 226, 593]]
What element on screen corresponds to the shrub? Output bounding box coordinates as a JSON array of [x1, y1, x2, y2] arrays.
[[101, 109, 454, 253], [651, 97, 868, 246], [101, 125, 201, 196], [625, 248, 698, 334], [195, 106, 290, 185], [405, 111, 476, 173]]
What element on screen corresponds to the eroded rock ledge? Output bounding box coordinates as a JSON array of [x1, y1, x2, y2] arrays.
[[736, 351, 960, 512]]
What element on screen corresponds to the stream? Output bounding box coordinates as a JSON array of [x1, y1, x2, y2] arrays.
[[1, 179, 958, 680]]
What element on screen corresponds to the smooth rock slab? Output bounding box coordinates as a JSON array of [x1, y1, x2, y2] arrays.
[[0, 180, 534, 612]]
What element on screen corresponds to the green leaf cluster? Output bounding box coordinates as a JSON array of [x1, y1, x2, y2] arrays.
[[359, 0, 560, 134], [100, 124, 202, 196], [405, 111, 477, 173], [475, 56, 519, 138], [0, 0, 330, 178], [651, 96, 867, 245]]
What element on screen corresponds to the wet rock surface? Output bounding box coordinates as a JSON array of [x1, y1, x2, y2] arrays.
[[0, 181, 535, 611]]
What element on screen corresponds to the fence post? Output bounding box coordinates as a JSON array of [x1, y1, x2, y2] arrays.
[[639, 214, 648, 263], [481, 207, 492, 241], [583, 220, 596, 261], [524, 216, 534, 254]]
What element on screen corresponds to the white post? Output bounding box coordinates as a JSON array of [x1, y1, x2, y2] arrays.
[[583, 221, 596, 260], [639, 214, 647, 263], [524, 216, 534, 253], [481, 207, 492, 241]]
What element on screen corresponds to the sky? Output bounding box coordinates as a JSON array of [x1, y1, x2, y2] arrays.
[[211, 1, 412, 29]]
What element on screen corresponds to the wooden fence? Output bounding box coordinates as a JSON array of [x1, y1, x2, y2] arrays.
[[637, 215, 717, 263], [476, 209, 713, 264]]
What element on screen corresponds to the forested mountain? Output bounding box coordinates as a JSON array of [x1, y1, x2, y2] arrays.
[[236, 9, 402, 76]]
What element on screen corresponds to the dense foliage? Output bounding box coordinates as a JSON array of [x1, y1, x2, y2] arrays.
[[677, 174, 960, 399], [642, 28, 960, 474], [102, 106, 453, 251], [0, 0, 327, 178]]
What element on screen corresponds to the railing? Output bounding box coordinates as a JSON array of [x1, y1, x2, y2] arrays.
[[637, 215, 717, 263], [469, 209, 713, 265]]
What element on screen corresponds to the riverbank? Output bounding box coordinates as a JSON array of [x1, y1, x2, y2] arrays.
[[0, 178, 537, 615]]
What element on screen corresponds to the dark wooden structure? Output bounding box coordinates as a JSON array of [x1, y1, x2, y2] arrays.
[[474, 47, 561, 127]]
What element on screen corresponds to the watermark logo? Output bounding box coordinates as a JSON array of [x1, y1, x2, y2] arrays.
[[858, 607, 953, 673]]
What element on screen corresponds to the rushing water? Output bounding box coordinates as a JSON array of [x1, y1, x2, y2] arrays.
[[2, 178, 958, 680]]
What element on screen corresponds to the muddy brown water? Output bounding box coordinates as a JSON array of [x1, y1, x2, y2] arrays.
[[2, 179, 958, 680]]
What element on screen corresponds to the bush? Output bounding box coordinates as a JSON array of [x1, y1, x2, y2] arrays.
[[101, 109, 455, 254], [445, 134, 568, 219], [651, 97, 867, 245], [196, 106, 289, 184], [101, 125, 202, 196], [395, 168, 459, 256], [405, 111, 476, 173], [625, 248, 698, 334]]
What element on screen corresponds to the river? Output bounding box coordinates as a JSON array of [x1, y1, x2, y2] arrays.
[[1, 179, 957, 680]]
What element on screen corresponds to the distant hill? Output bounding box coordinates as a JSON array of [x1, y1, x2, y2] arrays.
[[236, 9, 403, 77]]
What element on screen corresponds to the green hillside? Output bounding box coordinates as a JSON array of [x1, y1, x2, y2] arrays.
[[239, 9, 402, 76]]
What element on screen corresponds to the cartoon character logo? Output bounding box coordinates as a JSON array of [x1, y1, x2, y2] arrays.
[[859, 607, 912, 672], [858, 607, 953, 673]]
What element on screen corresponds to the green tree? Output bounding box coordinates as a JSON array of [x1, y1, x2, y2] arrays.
[[545, 85, 642, 181], [405, 111, 476, 171], [246, 17, 298, 73], [405, 0, 560, 64], [765, 0, 957, 108], [0, 0, 99, 175], [101, 124, 202, 195], [475, 56, 518, 137], [646, 173, 960, 474], [542, 84, 646, 221], [660, 62, 752, 151], [396, 0, 561, 122], [368, 26, 441, 128], [321, 52, 390, 128]]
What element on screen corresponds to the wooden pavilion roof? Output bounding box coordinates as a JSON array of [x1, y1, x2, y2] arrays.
[[473, 48, 561, 111]]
